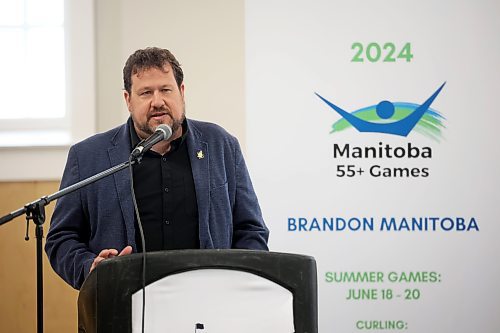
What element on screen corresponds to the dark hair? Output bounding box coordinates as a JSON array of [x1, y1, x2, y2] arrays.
[[123, 47, 184, 94]]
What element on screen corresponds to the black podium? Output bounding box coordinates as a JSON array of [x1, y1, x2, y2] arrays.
[[78, 249, 317, 333]]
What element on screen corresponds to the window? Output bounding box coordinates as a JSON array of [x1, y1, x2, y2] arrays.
[[0, 0, 95, 180], [0, 0, 69, 145]]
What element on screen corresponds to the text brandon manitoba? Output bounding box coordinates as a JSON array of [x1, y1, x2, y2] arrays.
[[287, 216, 479, 232]]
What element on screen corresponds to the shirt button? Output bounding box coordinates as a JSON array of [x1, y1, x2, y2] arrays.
[[162, 157, 167, 162], [164, 187, 169, 193], [165, 220, 170, 225]]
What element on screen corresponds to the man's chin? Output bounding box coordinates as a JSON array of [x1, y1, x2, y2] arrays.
[[147, 119, 170, 131]]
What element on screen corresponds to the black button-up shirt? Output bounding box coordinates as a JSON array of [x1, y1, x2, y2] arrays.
[[129, 118, 199, 252]]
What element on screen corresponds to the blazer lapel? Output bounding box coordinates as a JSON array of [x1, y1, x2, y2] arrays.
[[186, 121, 213, 248], [108, 124, 136, 249]]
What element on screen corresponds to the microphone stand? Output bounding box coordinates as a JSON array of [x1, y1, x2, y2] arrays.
[[0, 157, 141, 333]]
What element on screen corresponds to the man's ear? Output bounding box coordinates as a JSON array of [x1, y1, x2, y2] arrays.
[[123, 90, 131, 111], [180, 83, 185, 99]]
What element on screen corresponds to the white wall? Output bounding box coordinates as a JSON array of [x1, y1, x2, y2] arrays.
[[95, 0, 246, 144]]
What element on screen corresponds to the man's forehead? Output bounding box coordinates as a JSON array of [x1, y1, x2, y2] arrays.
[[132, 64, 171, 78]]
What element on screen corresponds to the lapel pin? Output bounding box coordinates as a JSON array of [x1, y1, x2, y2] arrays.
[[196, 150, 205, 159]]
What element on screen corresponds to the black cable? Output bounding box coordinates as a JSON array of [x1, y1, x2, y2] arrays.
[[129, 155, 147, 333]]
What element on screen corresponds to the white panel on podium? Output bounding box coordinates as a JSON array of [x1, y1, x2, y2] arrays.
[[131, 268, 294, 333]]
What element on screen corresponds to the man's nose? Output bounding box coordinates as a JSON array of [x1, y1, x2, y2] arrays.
[[151, 90, 164, 107]]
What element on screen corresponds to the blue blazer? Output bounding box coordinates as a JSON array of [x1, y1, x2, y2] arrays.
[[45, 119, 269, 289]]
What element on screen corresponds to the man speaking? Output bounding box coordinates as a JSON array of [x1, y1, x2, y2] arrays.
[[45, 47, 269, 289]]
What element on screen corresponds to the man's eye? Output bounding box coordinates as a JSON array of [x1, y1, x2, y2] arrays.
[[161, 89, 171, 93], [140, 91, 152, 96]]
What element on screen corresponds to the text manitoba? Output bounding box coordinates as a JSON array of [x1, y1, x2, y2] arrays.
[[333, 142, 432, 159], [287, 217, 479, 232]]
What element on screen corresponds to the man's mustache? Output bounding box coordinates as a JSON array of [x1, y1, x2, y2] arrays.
[[147, 108, 172, 119]]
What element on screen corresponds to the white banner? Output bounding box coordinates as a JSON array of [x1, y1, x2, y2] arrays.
[[245, 0, 500, 332]]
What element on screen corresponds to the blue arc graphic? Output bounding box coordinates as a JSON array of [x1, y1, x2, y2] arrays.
[[315, 82, 446, 137]]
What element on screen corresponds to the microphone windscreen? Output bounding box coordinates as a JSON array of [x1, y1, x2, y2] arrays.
[[156, 124, 173, 141]]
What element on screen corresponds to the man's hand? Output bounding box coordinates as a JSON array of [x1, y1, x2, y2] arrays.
[[89, 245, 133, 273]]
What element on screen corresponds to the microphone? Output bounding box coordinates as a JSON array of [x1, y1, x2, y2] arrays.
[[131, 124, 173, 158]]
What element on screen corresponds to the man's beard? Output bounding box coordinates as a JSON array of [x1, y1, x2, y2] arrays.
[[136, 107, 185, 138]]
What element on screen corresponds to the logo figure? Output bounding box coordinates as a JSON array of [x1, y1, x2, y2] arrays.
[[315, 82, 446, 141]]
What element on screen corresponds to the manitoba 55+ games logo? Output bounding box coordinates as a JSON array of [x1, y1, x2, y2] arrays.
[[315, 82, 446, 141]]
